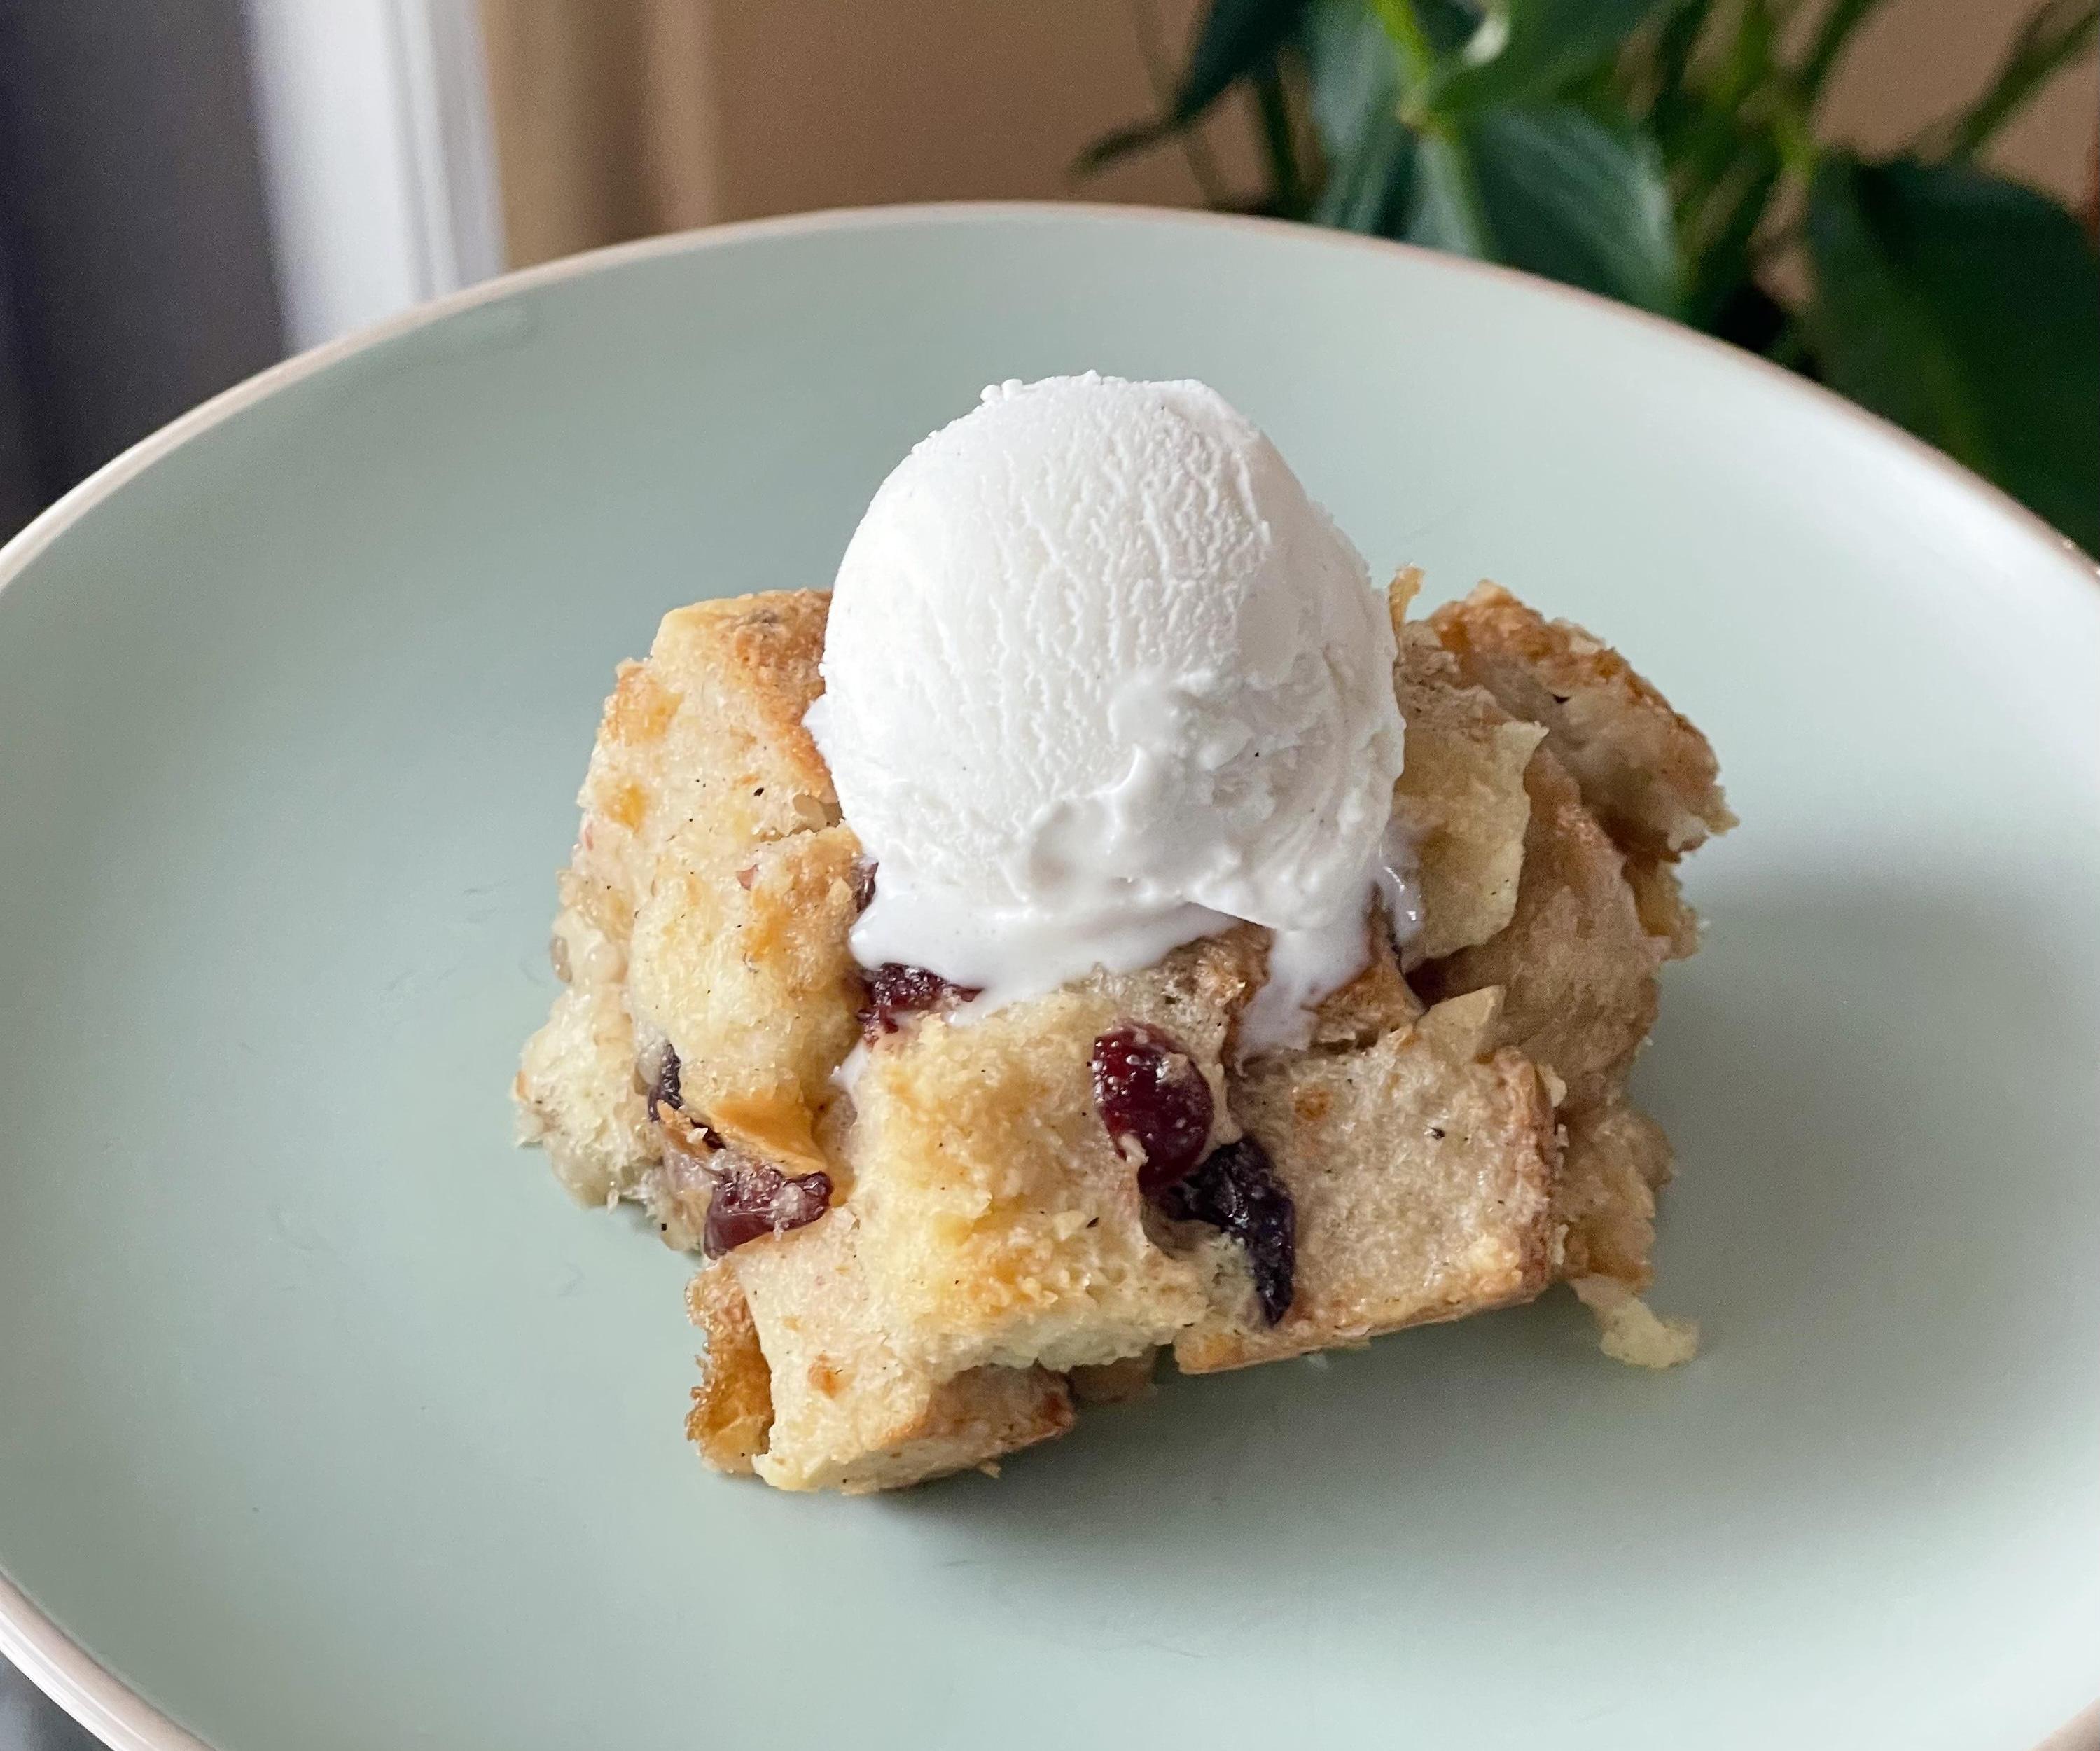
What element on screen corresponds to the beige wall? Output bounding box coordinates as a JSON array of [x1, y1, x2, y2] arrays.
[[479, 1, 721, 269], [482, 0, 2097, 269], [482, 0, 1258, 265], [1819, 0, 2096, 199], [709, 1, 1263, 219]]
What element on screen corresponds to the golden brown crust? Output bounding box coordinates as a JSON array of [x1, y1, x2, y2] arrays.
[[1430, 583, 1734, 860], [692, 594, 837, 801], [575, 592, 837, 937], [684, 1264, 774, 1474]]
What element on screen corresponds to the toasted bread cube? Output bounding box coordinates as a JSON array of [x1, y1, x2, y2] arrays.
[[1392, 621, 1548, 962], [845, 936, 1263, 1376], [1429, 583, 1734, 860], [1417, 742, 1695, 1355], [1419, 746, 1665, 1114], [627, 819, 862, 1174], [518, 590, 863, 1203], [577, 593, 839, 908], [727, 1210, 1073, 1493], [1176, 989, 1560, 1372]]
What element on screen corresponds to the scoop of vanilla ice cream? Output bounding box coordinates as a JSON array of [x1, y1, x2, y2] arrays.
[[807, 373, 1405, 1046]]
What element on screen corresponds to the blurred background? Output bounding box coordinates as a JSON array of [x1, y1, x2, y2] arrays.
[[0, 0, 2094, 555], [0, 3, 2093, 1744]]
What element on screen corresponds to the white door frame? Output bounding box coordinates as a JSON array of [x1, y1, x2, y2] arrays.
[[242, 0, 505, 352]]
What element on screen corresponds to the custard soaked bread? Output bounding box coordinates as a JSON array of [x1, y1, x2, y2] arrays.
[[518, 574, 1727, 1491]]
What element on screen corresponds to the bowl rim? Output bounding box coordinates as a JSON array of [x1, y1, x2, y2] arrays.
[[3, 199, 2094, 606], [0, 197, 2092, 1751]]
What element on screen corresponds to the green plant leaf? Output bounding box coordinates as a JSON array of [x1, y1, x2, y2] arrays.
[[1305, 0, 1397, 155], [1681, 126, 1783, 324], [1315, 120, 1419, 230], [1805, 155, 2100, 553], [1410, 128, 1496, 253], [1667, 0, 1784, 196], [1363, 0, 1484, 99], [1402, 0, 1490, 57], [1431, 0, 1680, 111], [1411, 104, 1682, 312], [1921, 0, 2099, 161], [1304, 0, 1418, 230], [1075, 118, 1181, 173], [1076, 0, 1312, 172], [1251, 60, 1312, 216], [1176, 0, 1314, 122], [1635, 2, 1710, 147]]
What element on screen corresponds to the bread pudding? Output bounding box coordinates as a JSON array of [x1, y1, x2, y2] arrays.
[[515, 376, 1731, 1492]]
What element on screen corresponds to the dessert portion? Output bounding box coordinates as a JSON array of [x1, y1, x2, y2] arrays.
[[516, 374, 1732, 1493], [808, 374, 1405, 1052]]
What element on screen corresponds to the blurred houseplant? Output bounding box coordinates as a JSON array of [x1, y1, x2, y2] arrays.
[[1085, 0, 2100, 552]]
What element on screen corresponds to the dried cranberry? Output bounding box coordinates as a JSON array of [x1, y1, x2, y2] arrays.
[[1091, 1024, 1214, 1196], [646, 1046, 683, 1122], [702, 1156, 833, 1258], [859, 962, 979, 1038], [850, 859, 878, 913], [1161, 1138, 1296, 1325]]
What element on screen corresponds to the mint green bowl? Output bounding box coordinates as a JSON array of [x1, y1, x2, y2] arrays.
[[2, 207, 2095, 1751]]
